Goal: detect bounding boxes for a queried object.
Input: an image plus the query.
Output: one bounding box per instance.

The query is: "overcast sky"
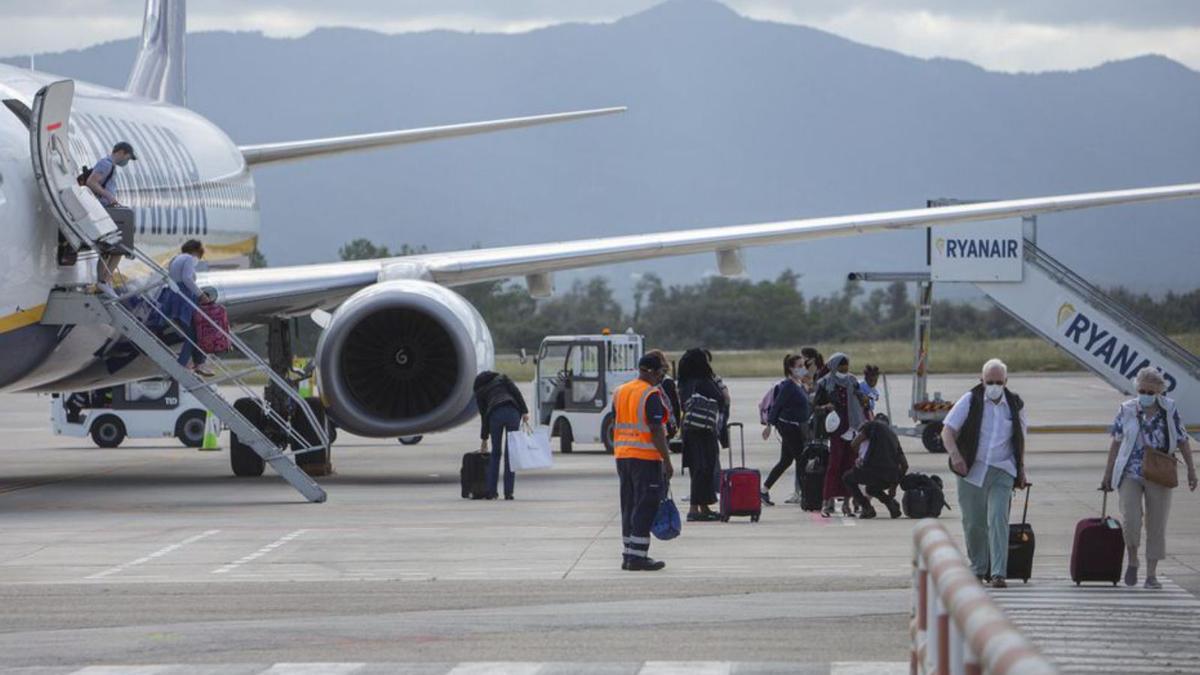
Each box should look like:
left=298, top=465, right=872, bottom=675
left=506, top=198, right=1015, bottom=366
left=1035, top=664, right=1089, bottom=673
left=2, top=0, right=1198, bottom=73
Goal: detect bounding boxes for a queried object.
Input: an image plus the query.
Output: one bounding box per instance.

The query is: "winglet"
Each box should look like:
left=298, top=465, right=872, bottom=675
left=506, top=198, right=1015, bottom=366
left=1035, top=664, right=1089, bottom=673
left=238, top=106, right=626, bottom=167
left=126, top=0, right=187, bottom=105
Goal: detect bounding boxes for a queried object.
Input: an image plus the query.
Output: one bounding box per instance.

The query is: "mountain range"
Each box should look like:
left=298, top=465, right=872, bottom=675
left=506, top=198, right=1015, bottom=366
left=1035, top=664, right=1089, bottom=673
left=7, top=0, right=1199, bottom=302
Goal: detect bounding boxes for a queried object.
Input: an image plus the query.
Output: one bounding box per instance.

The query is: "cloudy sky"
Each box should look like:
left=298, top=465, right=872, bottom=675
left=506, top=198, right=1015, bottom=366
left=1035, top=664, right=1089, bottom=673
left=2, top=0, right=1198, bottom=73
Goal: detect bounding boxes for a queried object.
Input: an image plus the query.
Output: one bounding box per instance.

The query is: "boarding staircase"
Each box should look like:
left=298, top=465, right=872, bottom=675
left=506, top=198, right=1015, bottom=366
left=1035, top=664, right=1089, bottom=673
left=975, top=238, right=1200, bottom=436
left=44, top=249, right=330, bottom=503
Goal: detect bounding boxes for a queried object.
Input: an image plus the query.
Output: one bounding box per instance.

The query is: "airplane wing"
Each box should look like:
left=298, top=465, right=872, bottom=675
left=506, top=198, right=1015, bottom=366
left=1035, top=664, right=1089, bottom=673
left=202, top=181, right=1200, bottom=322
left=238, top=107, right=626, bottom=166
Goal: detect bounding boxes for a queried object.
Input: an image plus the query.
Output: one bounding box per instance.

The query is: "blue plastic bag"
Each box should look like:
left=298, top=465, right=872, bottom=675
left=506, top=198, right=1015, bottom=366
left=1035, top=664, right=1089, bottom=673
left=652, top=489, right=682, bottom=540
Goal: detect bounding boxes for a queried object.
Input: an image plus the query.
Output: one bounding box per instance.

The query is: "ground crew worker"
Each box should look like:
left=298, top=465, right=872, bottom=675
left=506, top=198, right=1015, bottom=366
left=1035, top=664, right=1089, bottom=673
left=613, top=352, right=674, bottom=571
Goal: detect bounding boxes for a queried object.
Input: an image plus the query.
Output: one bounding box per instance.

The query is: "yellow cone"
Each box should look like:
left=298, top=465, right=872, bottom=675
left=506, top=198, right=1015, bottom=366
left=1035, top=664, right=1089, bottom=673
left=200, top=411, right=222, bottom=451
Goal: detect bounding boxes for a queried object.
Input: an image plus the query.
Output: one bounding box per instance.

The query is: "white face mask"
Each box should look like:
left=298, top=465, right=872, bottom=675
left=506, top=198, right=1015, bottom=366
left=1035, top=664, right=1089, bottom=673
left=985, top=384, right=1004, bottom=402
left=1138, top=393, right=1157, bottom=408
left=790, top=368, right=805, bottom=379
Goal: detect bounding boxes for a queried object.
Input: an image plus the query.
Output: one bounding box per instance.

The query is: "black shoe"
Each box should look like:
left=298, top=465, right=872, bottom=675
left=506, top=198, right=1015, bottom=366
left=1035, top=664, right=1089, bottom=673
left=883, top=496, right=902, bottom=519
left=760, top=491, right=775, bottom=506
left=990, top=576, right=1008, bottom=589
left=859, top=504, right=878, bottom=519
left=625, top=557, right=666, bottom=571
left=621, top=559, right=631, bottom=570
left=504, top=495, right=514, bottom=500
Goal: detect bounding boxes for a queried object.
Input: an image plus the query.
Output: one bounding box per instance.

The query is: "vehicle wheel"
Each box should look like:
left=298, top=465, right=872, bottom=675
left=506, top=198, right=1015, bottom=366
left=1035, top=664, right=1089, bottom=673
left=601, top=413, right=615, bottom=454
left=175, top=409, right=207, bottom=448
left=556, top=419, right=573, bottom=453
left=230, top=397, right=266, bottom=477
left=922, top=421, right=947, bottom=453
left=90, top=415, right=126, bottom=448
left=397, top=435, right=424, bottom=446
left=291, top=397, right=331, bottom=469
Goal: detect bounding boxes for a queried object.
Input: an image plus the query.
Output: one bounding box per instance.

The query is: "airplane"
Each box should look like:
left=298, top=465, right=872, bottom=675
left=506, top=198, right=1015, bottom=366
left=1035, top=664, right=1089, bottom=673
left=1, top=0, right=1198, bottom=478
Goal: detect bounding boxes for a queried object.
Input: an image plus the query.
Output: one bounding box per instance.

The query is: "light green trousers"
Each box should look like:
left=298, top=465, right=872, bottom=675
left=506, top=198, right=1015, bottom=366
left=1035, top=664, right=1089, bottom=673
left=957, top=466, right=1015, bottom=578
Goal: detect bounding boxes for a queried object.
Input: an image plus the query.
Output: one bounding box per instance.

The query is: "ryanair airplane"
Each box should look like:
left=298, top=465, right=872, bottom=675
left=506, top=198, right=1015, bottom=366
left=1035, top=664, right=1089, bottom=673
left=1, top=0, right=1198, bottom=447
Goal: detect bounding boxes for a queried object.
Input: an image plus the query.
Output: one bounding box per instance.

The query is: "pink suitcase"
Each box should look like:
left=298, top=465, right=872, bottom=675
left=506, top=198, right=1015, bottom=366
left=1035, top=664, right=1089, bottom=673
left=194, top=303, right=231, bottom=353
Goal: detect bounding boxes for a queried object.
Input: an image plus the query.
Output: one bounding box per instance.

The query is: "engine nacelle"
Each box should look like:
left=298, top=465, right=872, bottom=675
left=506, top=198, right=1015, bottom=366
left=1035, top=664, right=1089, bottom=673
left=315, top=280, right=494, bottom=437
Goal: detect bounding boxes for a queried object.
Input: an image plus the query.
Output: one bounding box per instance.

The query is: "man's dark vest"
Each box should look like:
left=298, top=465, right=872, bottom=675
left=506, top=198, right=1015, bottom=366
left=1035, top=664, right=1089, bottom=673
left=954, top=384, right=1024, bottom=475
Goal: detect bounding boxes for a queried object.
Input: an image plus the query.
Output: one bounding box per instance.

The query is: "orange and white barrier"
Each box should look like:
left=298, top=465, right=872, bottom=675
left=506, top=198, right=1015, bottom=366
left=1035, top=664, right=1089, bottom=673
left=911, top=520, right=1057, bottom=675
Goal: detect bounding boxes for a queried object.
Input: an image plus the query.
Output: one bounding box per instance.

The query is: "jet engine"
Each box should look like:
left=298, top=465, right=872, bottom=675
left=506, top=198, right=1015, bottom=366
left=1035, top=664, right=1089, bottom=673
left=315, top=280, right=494, bottom=437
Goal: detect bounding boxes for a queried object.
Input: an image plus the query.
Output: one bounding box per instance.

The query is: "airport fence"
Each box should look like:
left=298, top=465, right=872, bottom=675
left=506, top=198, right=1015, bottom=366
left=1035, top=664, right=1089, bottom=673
left=911, top=520, right=1057, bottom=675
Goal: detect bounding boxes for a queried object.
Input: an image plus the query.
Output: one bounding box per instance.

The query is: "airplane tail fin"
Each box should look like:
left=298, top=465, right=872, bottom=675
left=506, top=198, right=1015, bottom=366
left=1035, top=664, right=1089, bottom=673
left=126, top=0, right=187, bottom=105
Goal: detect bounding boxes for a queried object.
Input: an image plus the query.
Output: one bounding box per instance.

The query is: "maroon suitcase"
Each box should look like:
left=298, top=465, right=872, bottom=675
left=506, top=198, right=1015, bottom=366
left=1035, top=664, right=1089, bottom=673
left=1070, top=490, right=1124, bottom=586
left=719, top=423, right=761, bottom=522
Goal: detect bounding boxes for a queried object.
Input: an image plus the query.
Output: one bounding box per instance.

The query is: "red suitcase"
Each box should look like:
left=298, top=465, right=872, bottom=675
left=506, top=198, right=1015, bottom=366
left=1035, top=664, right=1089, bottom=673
left=194, top=303, right=231, bottom=353
left=1070, top=490, right=1125, bottom=586
left=719, top=423, right=761, bottom=522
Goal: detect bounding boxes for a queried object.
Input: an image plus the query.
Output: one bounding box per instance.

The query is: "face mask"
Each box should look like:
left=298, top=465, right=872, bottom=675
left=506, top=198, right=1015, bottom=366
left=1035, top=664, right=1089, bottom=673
left=115, top=157, right=130, bottom=167
left=985, top=384, right=1004, bottom=401
left=790, top=368, right=805, bottom=379
left=1138, top=393, right=1157, bottom=408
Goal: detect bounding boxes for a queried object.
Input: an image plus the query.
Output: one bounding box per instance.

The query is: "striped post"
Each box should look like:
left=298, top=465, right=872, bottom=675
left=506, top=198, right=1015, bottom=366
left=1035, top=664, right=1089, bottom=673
left=911, top=519, right=1058, bottom=675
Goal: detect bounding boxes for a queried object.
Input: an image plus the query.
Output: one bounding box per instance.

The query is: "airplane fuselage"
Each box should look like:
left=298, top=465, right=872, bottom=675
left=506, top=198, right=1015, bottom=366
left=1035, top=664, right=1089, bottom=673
left=0, top=64, right=259, bottom=392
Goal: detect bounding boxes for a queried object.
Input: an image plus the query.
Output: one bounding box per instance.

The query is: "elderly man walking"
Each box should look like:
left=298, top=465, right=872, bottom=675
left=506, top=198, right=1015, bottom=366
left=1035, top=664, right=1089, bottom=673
left=942, top=358, right=1028, bottom=588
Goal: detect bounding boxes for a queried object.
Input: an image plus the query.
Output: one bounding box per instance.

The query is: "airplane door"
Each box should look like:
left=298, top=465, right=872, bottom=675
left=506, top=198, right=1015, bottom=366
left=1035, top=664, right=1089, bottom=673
left=29, top=80, right=121, bottom=251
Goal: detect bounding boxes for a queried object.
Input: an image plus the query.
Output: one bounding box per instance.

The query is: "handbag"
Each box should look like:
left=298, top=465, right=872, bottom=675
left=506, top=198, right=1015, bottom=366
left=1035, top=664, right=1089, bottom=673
left=506, top=423, right=553, bottom=472
left=1142, top=448, right=1179, bottom=488
left=652, top=488, right=682, bottom=540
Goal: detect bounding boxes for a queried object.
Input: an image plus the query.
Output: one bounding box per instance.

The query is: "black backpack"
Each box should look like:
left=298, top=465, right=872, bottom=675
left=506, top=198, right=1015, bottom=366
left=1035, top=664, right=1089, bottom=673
left=76, top=165, right=92, bottom=186
left=901, top=472, right=950, bottom=518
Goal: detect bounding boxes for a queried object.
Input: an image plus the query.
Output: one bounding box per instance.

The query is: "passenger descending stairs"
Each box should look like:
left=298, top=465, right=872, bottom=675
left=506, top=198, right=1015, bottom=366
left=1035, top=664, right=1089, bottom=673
left=43, top=247, right=330, bottom=503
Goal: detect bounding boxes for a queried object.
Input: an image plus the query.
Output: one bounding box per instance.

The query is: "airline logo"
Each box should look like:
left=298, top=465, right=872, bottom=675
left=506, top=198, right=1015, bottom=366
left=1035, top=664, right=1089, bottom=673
left=1058, top=303, right=1177, bottom=392
left=935, top=236, right=1020, bottom=259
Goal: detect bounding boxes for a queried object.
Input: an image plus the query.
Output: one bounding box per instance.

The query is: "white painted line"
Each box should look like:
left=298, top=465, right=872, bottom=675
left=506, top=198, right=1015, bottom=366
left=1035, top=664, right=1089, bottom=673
left=259, top=664, right=365, bottom=674
left=639, top=663, right=731, bottom=675
left=212, top=529, right=308, bottom=575
left=830, top=663, right=910, bottom=675
left=446, top=664, right=544, bottom=675
left=86, top=530, right=220, bottom=580
left=69, top=662, right=174, bottom=667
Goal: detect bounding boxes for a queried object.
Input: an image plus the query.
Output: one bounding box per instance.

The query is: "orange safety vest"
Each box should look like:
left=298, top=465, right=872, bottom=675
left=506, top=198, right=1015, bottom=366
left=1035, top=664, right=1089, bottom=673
left=613, top=378, right=668, bottom=461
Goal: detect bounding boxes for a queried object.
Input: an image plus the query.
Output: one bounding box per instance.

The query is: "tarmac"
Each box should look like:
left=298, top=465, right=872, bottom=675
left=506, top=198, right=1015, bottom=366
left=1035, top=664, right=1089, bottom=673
left=0, top=373, right=1198, bottom=673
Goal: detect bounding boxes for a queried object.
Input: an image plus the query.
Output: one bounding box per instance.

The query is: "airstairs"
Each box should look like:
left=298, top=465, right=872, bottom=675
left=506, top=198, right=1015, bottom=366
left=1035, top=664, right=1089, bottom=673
left=31, top=79, right=329, bottom=503
left=976, top=238, right=1200, bottom=435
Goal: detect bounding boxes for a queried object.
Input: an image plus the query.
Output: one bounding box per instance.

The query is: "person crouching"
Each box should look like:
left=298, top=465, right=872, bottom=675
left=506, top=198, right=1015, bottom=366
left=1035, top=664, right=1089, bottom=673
left=843, top=414, right=907, bottom=518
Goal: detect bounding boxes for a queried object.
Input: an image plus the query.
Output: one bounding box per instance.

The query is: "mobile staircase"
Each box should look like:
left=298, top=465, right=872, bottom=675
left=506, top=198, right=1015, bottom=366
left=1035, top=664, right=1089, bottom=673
left=31, top=79, right=329, bottom=502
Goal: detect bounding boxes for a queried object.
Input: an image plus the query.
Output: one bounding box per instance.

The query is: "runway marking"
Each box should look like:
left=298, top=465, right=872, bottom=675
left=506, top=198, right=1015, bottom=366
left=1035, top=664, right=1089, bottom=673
left=446, top=664, right=543, bottom=675
left=639, top=662, right=731, bottom=675
left=68, top=667, right=172, bottom=674
left=259, top=664, right=365, bottom=674
left=830, top=663, right=910, bottom=675
left=212, top=529, right=308, bottom=575
left=993, top=576, right=1200, bottom=673
left=86, top=530, right=221, bottom=580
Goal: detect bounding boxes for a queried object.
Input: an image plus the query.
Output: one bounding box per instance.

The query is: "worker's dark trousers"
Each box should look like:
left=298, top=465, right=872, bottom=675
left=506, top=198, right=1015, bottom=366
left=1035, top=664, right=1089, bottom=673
left=842, top=466, right=896, bottom=506
left=618, top=458, right=664, bottom=562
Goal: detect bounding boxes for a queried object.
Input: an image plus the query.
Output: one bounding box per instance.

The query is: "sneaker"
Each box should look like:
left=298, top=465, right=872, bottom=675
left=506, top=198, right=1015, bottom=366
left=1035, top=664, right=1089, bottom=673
left=883, top=496, right=903, bottom=519
left=990, top=576, right=1008, bottom=589
left=760, top=491, right=775, bottom=506
left=625, top=557, right=666, bottom=572
left=859, top=504, right=878, bottom=519
left=194, top=366, right=216, bottom=378
left=784, top=491, right=802, bottom=504
left=1145, top=577, right=1162, bottom=590
left=1124, top=566, right=1138, bottom=587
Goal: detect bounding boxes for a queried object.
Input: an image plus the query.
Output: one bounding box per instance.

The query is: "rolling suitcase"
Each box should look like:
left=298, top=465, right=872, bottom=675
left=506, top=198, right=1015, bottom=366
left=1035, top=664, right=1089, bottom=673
left=799, top=441, right=827, bottom=512
left=1070, top=490, right=1125, bottom=586
left=719, top=422, right=761, bottom=522
left=1006, top=485, right=1035, bottom=583
left=460, top=451, right=489, bottom=499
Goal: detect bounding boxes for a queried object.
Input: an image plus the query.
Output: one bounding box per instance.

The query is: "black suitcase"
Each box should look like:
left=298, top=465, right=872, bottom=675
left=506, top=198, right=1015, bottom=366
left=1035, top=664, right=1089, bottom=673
left=461, top=451, right=489, bottom=499
left=799, top=441, right=827, bottom=512
left=1006, top=485, right=1035, bottom=582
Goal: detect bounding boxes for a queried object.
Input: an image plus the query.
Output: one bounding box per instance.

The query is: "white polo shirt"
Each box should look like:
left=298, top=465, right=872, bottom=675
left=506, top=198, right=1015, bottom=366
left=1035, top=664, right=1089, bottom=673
left=944, top=391, right=1028, bottom=487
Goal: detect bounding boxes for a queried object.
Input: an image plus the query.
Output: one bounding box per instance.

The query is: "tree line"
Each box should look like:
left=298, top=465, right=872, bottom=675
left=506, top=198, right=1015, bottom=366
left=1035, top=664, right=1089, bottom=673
left=256, top=239, right=1200, bottom=354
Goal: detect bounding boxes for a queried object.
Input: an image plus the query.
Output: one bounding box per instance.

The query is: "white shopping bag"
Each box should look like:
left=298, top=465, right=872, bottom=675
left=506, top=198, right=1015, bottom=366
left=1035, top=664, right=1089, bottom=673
left=506, top=424, right=553, bottom=471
